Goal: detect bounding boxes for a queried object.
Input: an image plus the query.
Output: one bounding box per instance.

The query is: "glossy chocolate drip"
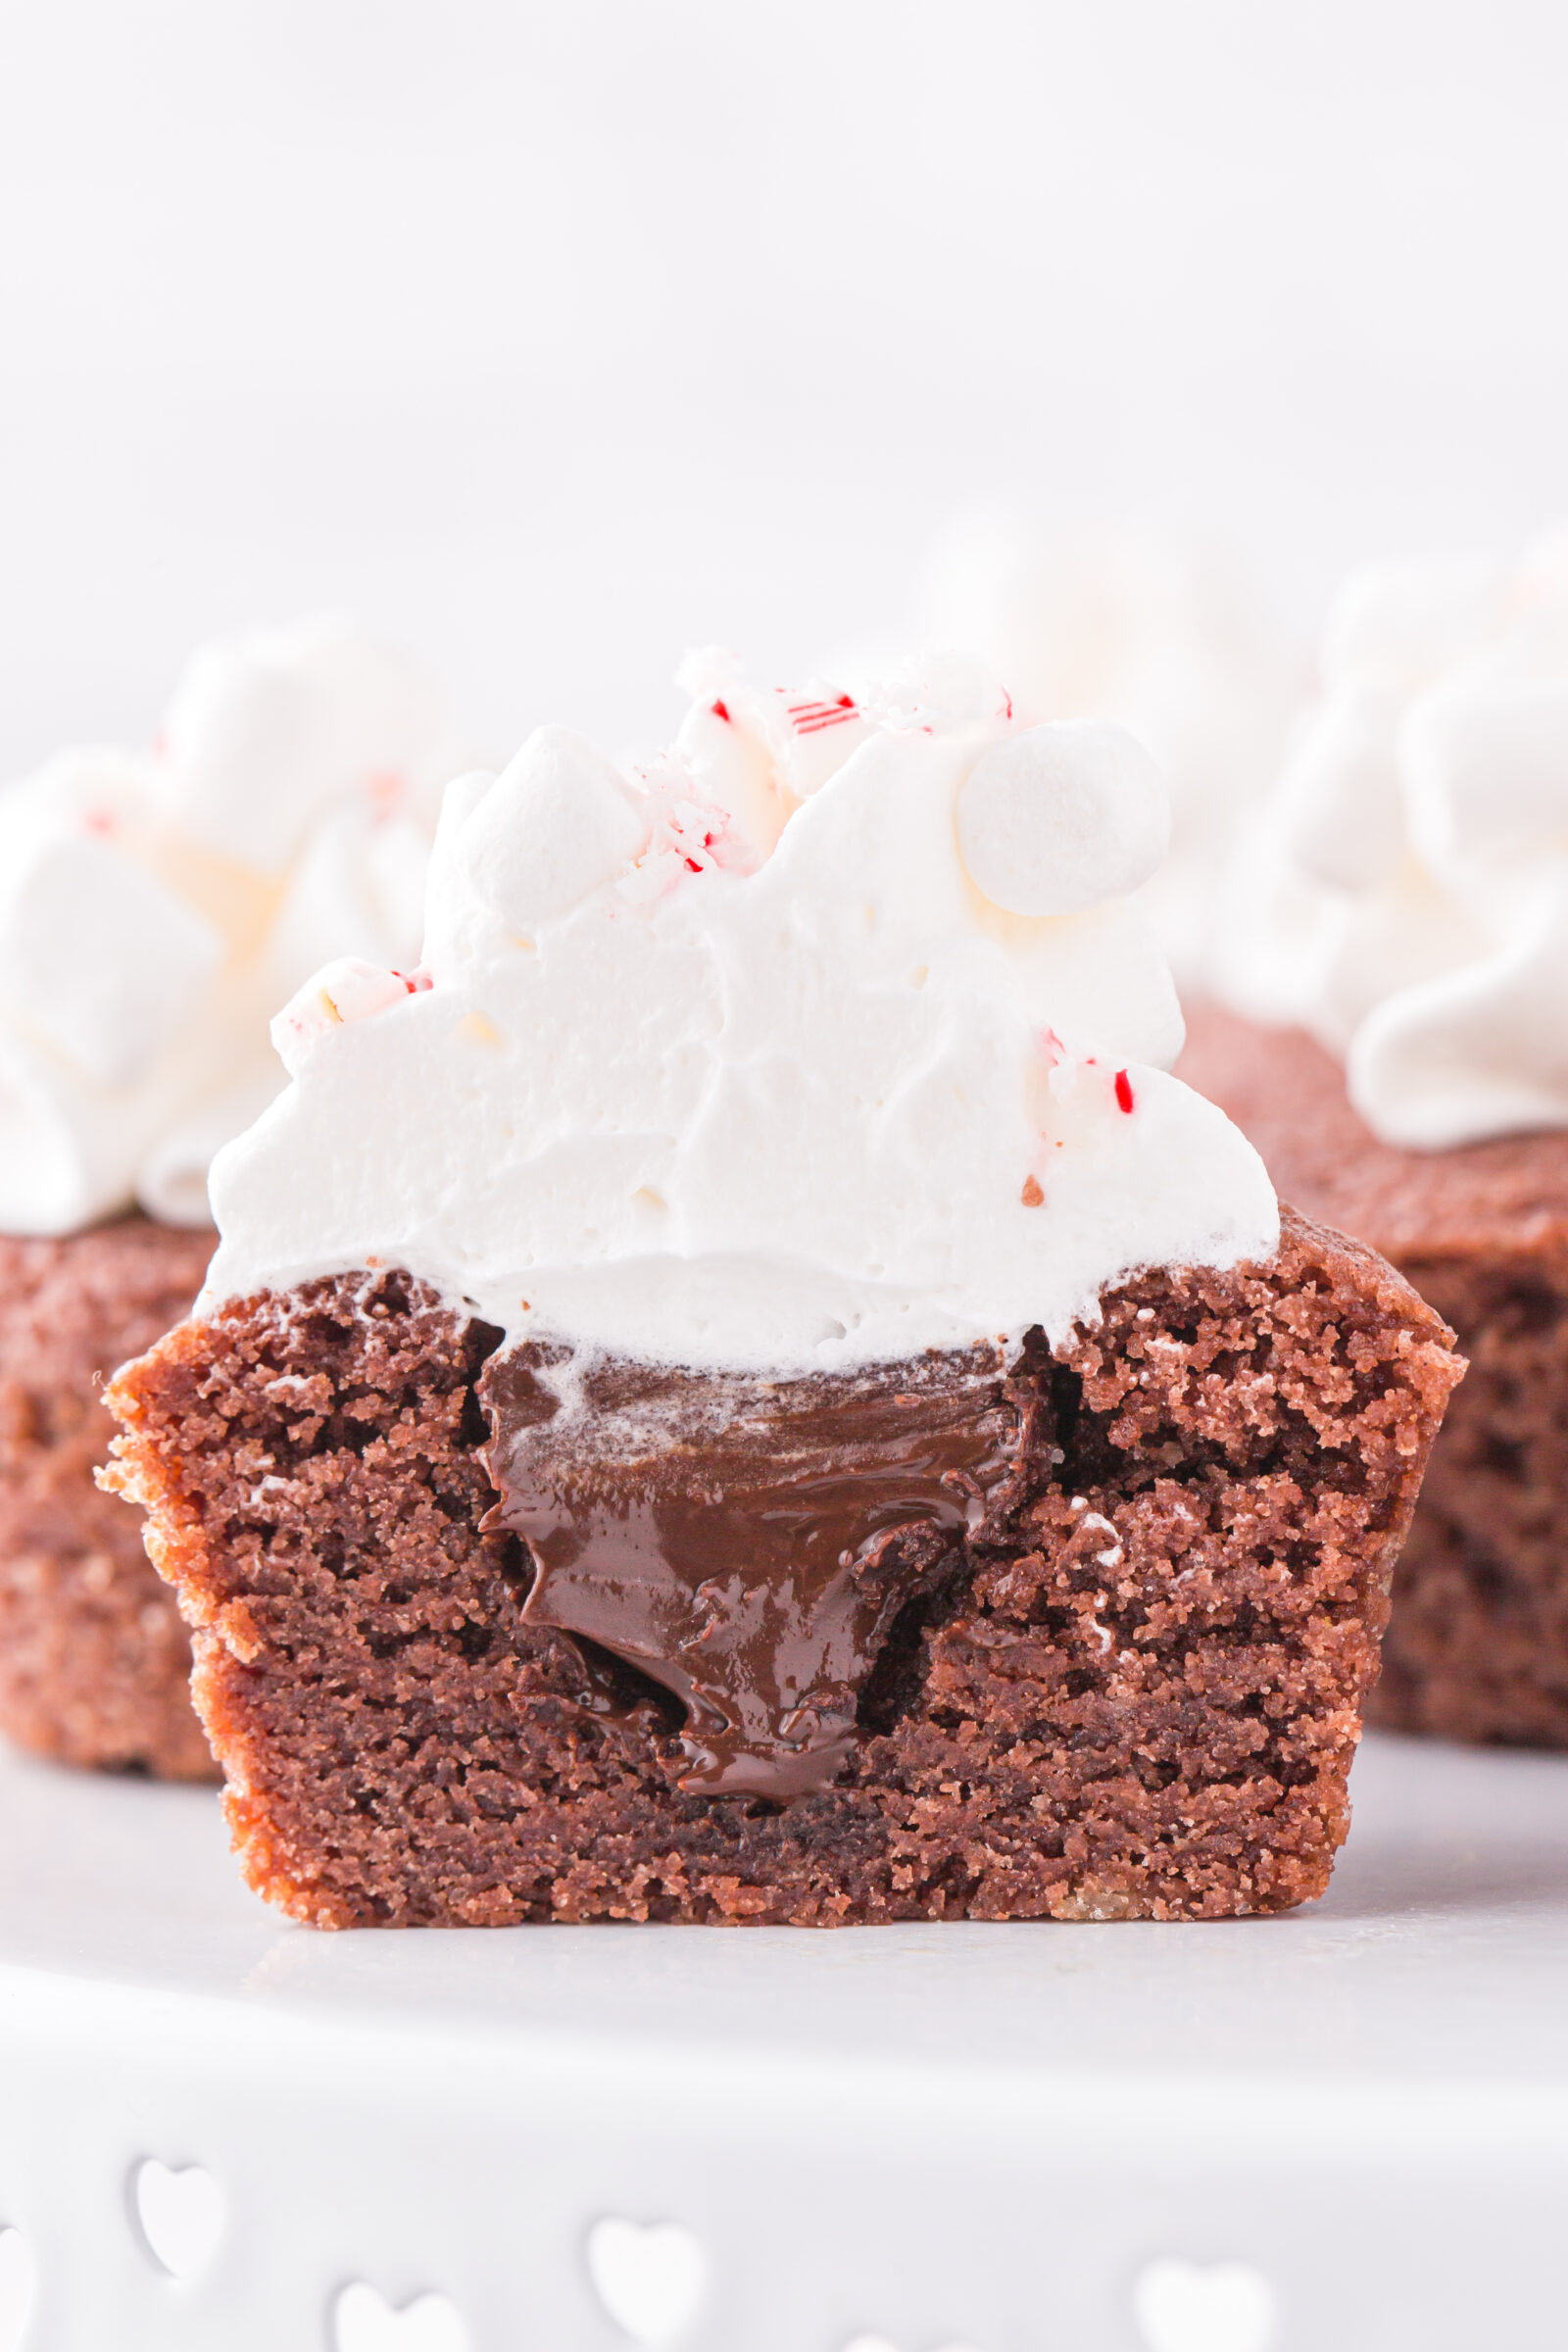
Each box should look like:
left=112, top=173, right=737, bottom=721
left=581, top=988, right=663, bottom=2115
left=478, top=1342, right=1032, bottom=1798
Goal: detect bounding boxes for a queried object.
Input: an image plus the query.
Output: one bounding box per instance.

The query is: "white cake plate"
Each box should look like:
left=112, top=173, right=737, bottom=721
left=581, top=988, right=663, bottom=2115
left=0, top=1731, right=1565, bottom=2352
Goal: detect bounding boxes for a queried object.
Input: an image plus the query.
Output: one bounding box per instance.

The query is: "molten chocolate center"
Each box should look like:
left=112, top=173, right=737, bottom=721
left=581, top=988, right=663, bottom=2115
left=478, top=1344, right=1021, bottom=1798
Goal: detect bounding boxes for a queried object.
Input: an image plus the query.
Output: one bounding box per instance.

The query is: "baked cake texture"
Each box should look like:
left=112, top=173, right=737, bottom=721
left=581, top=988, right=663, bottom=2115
left=106, top=1206, right=1459, bottom=1927
left=1181, top=1002, right=1567, bottom=1748
left=0, top=1217, right=217, bottom=1778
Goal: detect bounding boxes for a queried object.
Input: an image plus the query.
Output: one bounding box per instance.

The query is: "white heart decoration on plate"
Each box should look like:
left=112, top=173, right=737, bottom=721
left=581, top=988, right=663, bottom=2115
left=0, top=2230, right=34, bottom=2352
left=586, top=2218, right=706, bottom=2344
left=332, top=2282, right=470, bottom=2352
left=131, top=2159, right=223, bottom=2279
left=1133, top=2259, right=1276, bottom=2352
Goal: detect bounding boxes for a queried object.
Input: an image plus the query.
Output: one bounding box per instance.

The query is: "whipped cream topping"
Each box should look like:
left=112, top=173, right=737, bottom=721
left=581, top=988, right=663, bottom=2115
left=204, top=650, right=1278, bottom=1373
left=1214, top=530, right=1568, bottom=1150
left=0, top=616, right=468, bottom=1233
left=919, top=517, right=1296, bottom=984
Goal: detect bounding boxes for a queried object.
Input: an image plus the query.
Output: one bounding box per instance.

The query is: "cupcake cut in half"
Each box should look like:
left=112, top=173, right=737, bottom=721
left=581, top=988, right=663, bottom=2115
left=108, top=651, right=1462, bottom=1920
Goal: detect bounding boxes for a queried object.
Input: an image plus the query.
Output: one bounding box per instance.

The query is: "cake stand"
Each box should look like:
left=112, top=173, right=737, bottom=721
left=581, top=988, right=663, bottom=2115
left=0, top=1731, right=1564, bottom=2352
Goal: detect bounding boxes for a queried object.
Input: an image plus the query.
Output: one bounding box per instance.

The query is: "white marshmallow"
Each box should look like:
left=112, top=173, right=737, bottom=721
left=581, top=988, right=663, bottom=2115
left=0, top=619, right=466, bottom=1235
left=915, top=519, right=1297, bottom=988
left=672, top=700, right=790, bottom=867
left=450, top=727, right=650, bottom=938
left=271, top=958, right=423, bottom=1075
left=160, top=615, right=460, bottom=873
left=5, top=746, right=157, bottom=845
left=956, top=722, right=1169, bottom=917
left=0, top=832, right=222, bottom=1087
left=1320, top=557, right=1506, bottom=696
left=672, top=647, right=879, bottom=807
left=260, top=799, right=419, bottom=1012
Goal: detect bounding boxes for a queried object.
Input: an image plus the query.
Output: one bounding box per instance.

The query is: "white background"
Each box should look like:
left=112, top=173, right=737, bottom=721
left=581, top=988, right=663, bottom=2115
left=3, top=0, right=1567, bottom=765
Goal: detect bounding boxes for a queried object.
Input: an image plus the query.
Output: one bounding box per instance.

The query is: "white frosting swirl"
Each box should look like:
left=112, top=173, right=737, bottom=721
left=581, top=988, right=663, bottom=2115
left=204, top=650, right=1278, bottom=1372
left=0, top=616, right=467, bottom=1233
left=1215, top=530, right=1568, bottom=1149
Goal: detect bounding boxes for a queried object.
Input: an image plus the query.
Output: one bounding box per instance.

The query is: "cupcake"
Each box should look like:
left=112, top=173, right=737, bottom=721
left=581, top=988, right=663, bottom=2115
left=1189, top=534, right=1568, bottom=1746
left=108, top=652, right=1459, bottom=1920
left=0, top=616, right=465, bottom=1775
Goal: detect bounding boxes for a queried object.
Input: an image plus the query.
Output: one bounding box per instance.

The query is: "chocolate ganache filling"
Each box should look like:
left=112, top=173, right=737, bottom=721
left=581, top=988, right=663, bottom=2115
left=479, top=1340, right=1040, bottom=1798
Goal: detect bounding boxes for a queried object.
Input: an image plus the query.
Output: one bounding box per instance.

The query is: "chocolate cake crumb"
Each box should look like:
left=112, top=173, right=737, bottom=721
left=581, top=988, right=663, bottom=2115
left=106, top=1211, right=1459, bottom=1926
left=1180, top=1003, right=1568, bottom=1749
left=0, top=1217, right=218, bottom=1779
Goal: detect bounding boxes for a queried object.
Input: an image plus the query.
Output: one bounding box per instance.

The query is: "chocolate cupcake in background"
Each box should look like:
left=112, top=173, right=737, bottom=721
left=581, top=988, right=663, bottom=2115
left=1190, top=533, right=1568, bottom=1748
left=108, top=651, right=1458, bottom=1926
left=0, top=616, right=467, bottom=1777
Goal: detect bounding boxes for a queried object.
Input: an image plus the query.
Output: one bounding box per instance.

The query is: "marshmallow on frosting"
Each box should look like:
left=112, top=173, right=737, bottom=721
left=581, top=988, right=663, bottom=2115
left=205, top=649, right=1278, bottom=1375
left=919, top=516, right=1297, bottom=985
left=1215, top=529, right=1568, bottom=1150
left=0, top=616, right=467, bottom=1234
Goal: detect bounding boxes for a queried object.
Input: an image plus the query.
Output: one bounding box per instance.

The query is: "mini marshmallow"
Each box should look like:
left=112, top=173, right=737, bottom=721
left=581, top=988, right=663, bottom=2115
left=672, top=703, right=790, bottom=867
left=917, top=522, right=1298, bottom=994
left=0, top=619, right=467, bottom=1236
left=161, top=623, right=359, bottom=874
left=270, top=957, right=422, bottom=1075
left=160, top=615, right=459, bottom=874
left=261, top=800, right=417, bottom=1012
left=454, top=727, right=650, bottom=935
left=767, top=692, right=874, bottom=802
left=0, top=832, right=222, bottom=1087
left=1320, top=557, right=1507, bottom=697
left=6, top=746, right=157, bottom=845
left=956, top=721, right=1169, bottom=917
left=674, top=647, right=872, bottom=806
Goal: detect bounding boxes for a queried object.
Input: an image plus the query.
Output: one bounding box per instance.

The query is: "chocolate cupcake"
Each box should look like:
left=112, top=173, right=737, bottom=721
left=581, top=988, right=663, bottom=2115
left=0, top=617, right=465, bottom=1775
left=108, top=652, right=1460, bottom=1918
left=1198, top=534, right=1568, bottom=1747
